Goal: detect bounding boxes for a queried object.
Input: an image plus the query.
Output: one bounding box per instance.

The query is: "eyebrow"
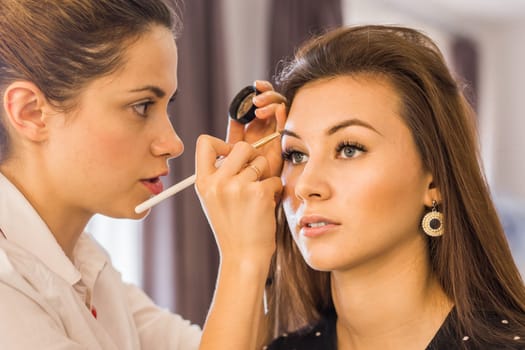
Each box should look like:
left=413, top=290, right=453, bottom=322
left=128, top=85, right=166, bottom=98
left=281, top=118, right=382, bottom=139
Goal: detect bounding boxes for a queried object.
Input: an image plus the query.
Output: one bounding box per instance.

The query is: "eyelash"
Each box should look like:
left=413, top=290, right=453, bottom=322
left=132, top=96, right=176, bottom=118
left=336, top=141, right=367, bottom=157
left=282, top=141, right=367, bottom=164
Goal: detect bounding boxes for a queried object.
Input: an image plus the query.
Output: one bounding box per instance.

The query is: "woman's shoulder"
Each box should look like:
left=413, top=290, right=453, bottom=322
left=428, top=308, right=525, bottom=350
left=265, top=314, right=337, bottom=350
left=264, top=308, right=525, bottom=350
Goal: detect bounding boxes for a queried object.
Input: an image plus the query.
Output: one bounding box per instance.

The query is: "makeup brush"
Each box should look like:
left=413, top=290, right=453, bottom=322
left=134, top=131, right=281, bottom=214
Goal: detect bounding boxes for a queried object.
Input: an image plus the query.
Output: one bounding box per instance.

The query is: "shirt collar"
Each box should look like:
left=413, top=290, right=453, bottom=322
left=73, top=233, right=109, bottom=293
left=0, top=172, right=81, bottom=285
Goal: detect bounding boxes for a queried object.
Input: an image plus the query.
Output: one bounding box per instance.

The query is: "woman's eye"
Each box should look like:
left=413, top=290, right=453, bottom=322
left=337, top=142, right=366, bottom=159
left=341, top=145, right=357, bottom=158
left=132, top=101, right=153, bottom=117
left=291, top=152, right=307, bottom=164
left=282, top=150, right=309, bottom=165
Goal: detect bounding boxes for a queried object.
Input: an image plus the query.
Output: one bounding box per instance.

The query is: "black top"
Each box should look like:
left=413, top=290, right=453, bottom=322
left=266, top=309, right=525, bottom=349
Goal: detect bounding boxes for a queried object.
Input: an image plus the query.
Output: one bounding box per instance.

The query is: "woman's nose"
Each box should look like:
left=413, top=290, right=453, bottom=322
left=150, top=118, right=184, bottom=159
left=293, top=159, right=330, bottom=201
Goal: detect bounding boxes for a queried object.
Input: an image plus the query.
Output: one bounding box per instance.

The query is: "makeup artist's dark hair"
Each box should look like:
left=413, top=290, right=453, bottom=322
left=0, top=0, right=181, bottom=162
left=265, top=25, right=525, bottom=347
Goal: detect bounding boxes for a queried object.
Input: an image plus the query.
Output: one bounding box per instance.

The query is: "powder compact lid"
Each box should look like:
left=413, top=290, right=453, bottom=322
left=228, top=85, right=260, bottom=124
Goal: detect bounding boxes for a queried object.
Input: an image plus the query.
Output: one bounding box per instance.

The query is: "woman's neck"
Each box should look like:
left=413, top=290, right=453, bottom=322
left=0, top=162, right=90, bottom=260
left=331, top=236, right=453, bottom=350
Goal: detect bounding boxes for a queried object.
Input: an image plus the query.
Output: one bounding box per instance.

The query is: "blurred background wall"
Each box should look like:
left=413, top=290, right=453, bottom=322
left=89, top=0, right=525, bottom=326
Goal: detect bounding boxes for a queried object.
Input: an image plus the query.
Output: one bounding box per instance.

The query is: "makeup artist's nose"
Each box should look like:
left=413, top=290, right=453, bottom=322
left=294, top=158, right=331, bottom=202
left=150, top=118, right=184, bottom=159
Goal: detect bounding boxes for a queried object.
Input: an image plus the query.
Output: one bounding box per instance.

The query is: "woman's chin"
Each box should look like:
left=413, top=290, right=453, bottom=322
left=302, top=254, right=339, bottom=272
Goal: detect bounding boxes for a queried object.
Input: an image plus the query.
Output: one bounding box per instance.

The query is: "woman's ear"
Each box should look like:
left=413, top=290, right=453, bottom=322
left=423, top=172, right=442, bottom=207
left=3, top=81, right=50, bottom=142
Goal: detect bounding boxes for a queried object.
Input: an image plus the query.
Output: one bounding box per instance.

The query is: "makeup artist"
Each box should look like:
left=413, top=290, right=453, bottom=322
left=0, top=0, right=284, bottom=349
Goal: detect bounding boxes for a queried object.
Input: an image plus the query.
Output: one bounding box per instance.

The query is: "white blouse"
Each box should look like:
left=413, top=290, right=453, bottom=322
left=0, top=173, right=201, bottom=349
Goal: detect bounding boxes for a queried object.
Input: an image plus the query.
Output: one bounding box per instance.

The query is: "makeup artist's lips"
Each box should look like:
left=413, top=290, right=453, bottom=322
left=141, top=178, right=164, bottom=195
left=140, top=172, right=168, bottom=195
left=299, top=215, right=340, bottom=238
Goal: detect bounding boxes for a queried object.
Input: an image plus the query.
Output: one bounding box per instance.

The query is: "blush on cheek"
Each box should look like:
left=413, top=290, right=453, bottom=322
left=92, top=133, right=137, bottom=164
left=357, top=170, right=425, bottom=232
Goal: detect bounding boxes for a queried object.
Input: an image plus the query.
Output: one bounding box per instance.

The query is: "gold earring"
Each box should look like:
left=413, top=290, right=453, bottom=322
left=422, top=200, right=444, bottom=237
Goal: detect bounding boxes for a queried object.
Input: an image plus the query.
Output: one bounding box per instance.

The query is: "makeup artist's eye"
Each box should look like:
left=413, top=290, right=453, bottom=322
left=282, top=148, right=309, bottom=165
left=132, top=101, right=154, bottom=117
left=336, top=141, right=366, bottom=159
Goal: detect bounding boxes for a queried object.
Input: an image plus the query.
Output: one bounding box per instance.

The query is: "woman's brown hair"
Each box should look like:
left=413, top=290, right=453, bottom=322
left=0, top=0, right=181, bottom=162
left=266, top=25, right=525, bottom=347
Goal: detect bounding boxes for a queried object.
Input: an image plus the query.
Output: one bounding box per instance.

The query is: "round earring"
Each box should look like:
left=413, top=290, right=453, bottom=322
left=422, top=200, right=444, bottom=237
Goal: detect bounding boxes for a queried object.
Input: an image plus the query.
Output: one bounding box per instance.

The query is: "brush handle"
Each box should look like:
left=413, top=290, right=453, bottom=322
left=134, top=132, right=280, bottom=214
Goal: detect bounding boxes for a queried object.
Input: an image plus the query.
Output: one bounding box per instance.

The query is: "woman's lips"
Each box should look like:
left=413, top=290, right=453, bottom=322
left=300, top=222, right=339, bottom=237
left=299, top=215, right=340, bottom=238
left=140, top=177, right=164, bottom=195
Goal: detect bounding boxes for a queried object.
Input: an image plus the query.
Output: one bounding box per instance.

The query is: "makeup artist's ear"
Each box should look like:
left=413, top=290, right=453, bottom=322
left=3, top=81, right=50, bottom=142
left=422, top=172, right=442, bottom=206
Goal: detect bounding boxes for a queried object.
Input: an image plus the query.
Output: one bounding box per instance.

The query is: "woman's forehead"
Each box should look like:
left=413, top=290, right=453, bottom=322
left=285, top=76, right=403, bottom=138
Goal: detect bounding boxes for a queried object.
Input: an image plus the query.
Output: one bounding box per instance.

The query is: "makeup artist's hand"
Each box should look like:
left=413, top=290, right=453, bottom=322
left=195, top=135, right=282, bottom=350
left=195, top=135, right=281, bottom=350
left=195, top=135, right=282, bottom=263
left=227, top=80, right=287, bottom=177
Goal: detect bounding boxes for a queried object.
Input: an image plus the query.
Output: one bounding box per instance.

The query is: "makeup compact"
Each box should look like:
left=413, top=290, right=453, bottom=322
left=228, top=85, right=260, bottom=124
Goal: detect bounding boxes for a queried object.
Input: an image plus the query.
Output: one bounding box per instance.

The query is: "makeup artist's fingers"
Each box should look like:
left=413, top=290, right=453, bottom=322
left=195, top=134, right=233, bottom=175
left=254, top=101, right=280, bottom=120
left=238, top=155, right=270, bottom=182
left=266, top=175, right=284, bottom=193
left=261, top=176, right=284, bottom=204
left=217, top=141, right=262, bottom=176
left=242, top=103, right=287, bottom=177
left=195, top=140, right=282, bottom=261
left=197, top=173, right=282, bottom=262
left=253, top=89, right=286, bottom=106
left=225, top=101, right=278, bottom=145
left=253, top=85, right=286, bottom=121
left=253, top=92, right=286, bottom=116
left=254, top=80, right=274, bottom=92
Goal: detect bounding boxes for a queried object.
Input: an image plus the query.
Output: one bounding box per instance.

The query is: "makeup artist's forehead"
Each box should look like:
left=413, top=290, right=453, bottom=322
left=90, top=26, right=178, bottom=94
left=285, top=76, right=403, bottom=138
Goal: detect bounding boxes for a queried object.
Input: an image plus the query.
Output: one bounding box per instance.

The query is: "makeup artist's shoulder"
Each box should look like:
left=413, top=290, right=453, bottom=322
left=0, top=240, right=39, bottom=292
left=0, top=238, right=67, bottom=297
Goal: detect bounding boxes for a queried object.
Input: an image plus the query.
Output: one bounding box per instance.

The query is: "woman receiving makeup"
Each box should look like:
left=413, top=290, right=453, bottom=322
left=196, top=25, right=525, bottom=349
left=0, top=0, right=284, bottom=349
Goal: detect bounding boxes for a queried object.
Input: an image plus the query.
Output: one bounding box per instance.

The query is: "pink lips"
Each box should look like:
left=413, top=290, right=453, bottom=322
left=140, top=170, right=168, bottom=195
left=299, top=215, right=340, bottom=238
left=141, top=177, right=164, bottom=195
